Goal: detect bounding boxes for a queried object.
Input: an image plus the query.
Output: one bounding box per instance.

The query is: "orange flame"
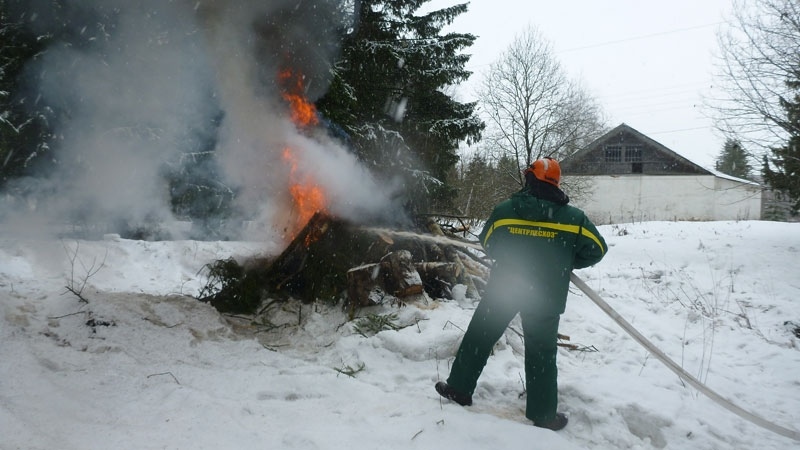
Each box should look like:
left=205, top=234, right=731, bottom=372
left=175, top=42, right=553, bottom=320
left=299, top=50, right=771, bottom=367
left=278, top=68, right=319, bottom=128
left=282, top=147, right=326, bottom=235
left=278, top=66, right=328, bottom=240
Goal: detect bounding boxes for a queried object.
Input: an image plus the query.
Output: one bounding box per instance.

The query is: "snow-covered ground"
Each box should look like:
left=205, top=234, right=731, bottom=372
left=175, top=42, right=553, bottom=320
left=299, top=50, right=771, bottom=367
left=1, top=220, right=798, bottom=450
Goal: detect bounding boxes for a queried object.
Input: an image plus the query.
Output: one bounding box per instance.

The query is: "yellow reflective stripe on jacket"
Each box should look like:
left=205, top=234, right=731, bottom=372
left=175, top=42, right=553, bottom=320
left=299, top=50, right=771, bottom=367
left=483, top=218, right=606, bottom=254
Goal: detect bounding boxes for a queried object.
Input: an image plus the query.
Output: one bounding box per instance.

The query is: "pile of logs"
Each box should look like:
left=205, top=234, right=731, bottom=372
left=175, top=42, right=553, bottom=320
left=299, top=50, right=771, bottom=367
left=279, top=213, right=488, bottom=307
left=201, top=212, right=490, bottom=314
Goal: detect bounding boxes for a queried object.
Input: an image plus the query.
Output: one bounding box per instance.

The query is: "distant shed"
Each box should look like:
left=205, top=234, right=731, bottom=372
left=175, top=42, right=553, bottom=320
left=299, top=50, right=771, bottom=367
left=561, top=124, right=762, bottom=224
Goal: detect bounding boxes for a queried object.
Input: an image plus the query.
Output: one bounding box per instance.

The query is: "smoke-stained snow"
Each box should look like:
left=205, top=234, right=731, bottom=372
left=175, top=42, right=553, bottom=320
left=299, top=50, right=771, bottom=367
left=1, top=220, right=799, bottom=449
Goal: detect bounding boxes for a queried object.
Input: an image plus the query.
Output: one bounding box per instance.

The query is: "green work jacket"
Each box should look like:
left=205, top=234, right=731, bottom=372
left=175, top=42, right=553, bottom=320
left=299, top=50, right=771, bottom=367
left=478, top=190, right=607, bottom=315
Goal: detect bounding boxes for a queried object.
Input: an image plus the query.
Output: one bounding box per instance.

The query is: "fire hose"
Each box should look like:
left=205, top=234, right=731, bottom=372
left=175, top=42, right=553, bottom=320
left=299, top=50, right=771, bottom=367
left=569, top=272, right=800, bottom=442
left=367, top=229, right=800, bottom=441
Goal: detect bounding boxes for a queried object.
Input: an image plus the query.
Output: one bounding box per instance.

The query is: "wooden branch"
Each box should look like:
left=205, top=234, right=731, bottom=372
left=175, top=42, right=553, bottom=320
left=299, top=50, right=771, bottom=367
left=61, top=240, right=107, bottom=304
left=64, top=285, right=90, bottom=304
left=147, top=372, right=181, bottom=385
left=456, top=247, right=491, bottom=268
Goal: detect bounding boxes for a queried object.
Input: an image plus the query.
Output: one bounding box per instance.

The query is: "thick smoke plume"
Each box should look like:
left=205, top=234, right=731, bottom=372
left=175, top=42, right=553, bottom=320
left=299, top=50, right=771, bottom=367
left=3, top=0, right=399, bottom=243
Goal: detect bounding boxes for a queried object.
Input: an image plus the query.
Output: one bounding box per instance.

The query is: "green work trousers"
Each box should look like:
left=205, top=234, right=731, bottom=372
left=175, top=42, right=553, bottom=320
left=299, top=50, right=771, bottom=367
left=446, top=290, right=561, bottom=423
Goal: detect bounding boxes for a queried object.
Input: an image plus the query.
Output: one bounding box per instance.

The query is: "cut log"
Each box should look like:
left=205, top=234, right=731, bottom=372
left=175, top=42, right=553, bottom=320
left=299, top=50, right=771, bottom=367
left=414, top=261, right=459, bottom=298
left=384, top=250, right=424, bottom=297
left=346, top=250, right=427, bottom=310
left=346, top=263, right=386, bottom=308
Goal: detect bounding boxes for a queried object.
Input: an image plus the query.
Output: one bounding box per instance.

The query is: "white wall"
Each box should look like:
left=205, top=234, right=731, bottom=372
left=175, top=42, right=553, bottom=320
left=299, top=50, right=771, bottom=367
left=570, top=175, right=762, bottom=224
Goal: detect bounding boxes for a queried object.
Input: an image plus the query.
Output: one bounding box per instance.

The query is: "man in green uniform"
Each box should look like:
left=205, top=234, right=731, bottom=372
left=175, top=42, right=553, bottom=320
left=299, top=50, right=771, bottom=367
left=435, top=157, right=607, bottom=431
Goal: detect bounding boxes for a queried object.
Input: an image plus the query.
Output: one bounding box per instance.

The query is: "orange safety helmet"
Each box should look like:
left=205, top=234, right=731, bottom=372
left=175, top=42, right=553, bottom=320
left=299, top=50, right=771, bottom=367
left=527, top=157, right=561, bottom=187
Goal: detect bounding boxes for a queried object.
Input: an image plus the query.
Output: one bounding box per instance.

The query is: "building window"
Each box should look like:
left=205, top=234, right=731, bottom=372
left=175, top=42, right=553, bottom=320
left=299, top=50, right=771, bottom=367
left=605, top=145, right=622, bottom=162
left=625, top=146, right=642, bottom=162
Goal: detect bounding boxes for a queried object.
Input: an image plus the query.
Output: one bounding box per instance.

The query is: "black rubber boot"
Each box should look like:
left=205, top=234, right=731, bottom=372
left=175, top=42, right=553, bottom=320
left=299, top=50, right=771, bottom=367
left=533, top=412, right=568, bottom=431
left=435, top=381, right=472, bottom=406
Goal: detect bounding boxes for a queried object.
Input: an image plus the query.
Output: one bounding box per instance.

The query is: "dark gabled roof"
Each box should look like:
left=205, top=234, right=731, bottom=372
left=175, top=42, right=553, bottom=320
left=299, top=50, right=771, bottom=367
left=563, top=123, right=712, bottom=176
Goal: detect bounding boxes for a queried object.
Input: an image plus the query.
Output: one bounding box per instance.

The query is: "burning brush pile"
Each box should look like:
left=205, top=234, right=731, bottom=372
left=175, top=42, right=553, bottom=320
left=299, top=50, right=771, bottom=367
left=197, top=67, right=490, bottom=317
left=197, top=212, right=490, bottom=317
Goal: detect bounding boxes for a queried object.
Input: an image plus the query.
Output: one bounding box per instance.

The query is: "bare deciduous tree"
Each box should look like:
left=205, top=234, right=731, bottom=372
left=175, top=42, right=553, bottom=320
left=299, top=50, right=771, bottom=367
left=477, top=25, right=605, bottom=186
left=711, top=0, right=800, bottom=156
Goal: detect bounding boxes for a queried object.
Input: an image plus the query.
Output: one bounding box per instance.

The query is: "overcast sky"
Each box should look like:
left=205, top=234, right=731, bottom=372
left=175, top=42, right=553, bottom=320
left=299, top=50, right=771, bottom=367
left=435, top=0, right=733, bottom=168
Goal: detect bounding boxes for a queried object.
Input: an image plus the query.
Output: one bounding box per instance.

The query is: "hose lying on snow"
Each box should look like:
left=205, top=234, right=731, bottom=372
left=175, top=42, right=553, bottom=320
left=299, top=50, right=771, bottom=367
left=366, top=228, right=799, bottom=440
left=570, top=272, right=800, bottom=442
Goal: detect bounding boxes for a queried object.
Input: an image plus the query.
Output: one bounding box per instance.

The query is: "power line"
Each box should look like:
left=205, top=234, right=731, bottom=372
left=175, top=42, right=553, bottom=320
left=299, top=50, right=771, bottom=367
left=557, top=22, right=724, bottom=53
left=612, top=97, right=702, bottom=112
left=609, top=93, right=702, bottom=109
left=645, top=125, right=712, bottom=135
left=458, top=19, right=725, bottom=132
left=596, top=81, right=710, bottom=101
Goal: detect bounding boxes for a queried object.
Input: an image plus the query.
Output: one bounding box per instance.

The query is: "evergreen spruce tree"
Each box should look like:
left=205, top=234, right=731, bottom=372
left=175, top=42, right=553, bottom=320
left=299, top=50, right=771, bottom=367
left=317, top=0, right=483, bottom=223
left=763, top=78, right=800, bottom=215
left=1, top=1, right=235, bottom=236
left=715, top=138, right=752, bottom=180
left=0, top=1, right=53, bottom=188
left=166, top=111, right=237, bottom=240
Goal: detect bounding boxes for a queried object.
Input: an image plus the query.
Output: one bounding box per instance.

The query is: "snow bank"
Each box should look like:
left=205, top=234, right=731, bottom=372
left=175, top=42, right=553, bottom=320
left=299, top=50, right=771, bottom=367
left=1, top=221, right=798, bottom=449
